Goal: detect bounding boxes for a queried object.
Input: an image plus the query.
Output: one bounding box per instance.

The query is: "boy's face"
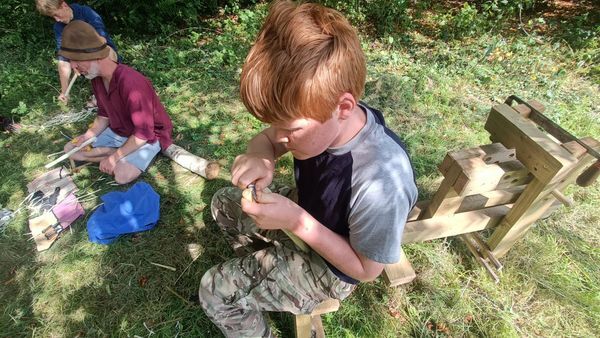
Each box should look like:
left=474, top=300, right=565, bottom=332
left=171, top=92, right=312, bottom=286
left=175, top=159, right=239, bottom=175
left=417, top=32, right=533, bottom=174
left=51, top=2, right=71, bottom=23
left=272, top=112, right=341, bottom=160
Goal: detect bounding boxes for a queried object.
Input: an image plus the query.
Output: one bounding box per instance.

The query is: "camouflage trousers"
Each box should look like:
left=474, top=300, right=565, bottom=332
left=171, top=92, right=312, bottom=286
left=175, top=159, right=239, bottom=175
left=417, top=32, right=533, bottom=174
left=199, top=187, right=356, bottom=338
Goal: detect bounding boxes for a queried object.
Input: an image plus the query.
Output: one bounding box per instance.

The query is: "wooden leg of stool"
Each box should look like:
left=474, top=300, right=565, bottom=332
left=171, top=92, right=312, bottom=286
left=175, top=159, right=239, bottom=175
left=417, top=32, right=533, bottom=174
left=294, top=314, right=326, bottom=338
left=294, top=299, right=339, bottom=338
left=311, top=315, right=325, bottom=338
left=294, top=314, right=313, bottom=338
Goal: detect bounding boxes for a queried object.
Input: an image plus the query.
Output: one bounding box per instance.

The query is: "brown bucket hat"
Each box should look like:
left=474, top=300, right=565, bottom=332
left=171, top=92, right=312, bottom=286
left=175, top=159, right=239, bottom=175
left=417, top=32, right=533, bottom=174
left=58, top=20, right=109, bottom=61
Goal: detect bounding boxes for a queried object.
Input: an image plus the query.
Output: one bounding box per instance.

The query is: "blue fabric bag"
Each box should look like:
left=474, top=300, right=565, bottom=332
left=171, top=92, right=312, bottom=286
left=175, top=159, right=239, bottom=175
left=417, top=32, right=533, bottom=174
left=87, top=181, right=159, bottom=244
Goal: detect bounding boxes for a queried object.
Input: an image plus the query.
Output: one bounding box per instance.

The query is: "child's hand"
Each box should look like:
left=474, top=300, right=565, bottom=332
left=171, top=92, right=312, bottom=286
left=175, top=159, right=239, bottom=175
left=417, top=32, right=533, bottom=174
left=231, top=153, right=275, bottom=191
left=241, top=190, right=304, bottom=232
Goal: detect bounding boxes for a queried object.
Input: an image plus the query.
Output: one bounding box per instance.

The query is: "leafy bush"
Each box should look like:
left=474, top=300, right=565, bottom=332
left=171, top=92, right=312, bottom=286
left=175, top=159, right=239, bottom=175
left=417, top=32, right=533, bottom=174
left=438, top=3, right=485, bottom=39
left=479, top=0, right=549, bottom=20
left=0, top=1, right=47, bottom=48
left=88, top=0, right=259, bottom=34
left=317, top=0, right=411, bottom=37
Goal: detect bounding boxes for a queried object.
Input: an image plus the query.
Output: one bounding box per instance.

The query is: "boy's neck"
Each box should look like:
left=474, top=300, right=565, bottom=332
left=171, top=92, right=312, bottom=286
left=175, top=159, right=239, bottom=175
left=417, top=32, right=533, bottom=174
left=331, top=105, right=366, bottom=148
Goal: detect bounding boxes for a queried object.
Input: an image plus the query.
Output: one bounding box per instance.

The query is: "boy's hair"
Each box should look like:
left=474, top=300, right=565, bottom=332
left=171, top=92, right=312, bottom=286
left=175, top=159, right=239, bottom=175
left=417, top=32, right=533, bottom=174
left=35, top=0, right=65, bottom=16
left=240, top=0, right=366, bottom=123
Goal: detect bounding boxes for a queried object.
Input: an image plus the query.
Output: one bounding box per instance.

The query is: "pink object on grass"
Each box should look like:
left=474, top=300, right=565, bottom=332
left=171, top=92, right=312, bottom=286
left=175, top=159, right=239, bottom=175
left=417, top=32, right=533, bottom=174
left=52, top=193, right=84, bottom=229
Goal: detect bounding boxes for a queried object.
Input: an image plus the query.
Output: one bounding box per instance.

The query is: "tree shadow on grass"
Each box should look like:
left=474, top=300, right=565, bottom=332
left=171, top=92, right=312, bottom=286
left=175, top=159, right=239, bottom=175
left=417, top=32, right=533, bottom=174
left=0, top=128, right=79, bottom=336
left=31, top=154, right=236, bottom=336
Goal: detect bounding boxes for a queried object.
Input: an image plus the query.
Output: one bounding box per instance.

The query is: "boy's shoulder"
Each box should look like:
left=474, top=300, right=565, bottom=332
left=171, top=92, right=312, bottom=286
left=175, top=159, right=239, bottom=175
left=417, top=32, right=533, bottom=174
left=70, top=3, right=102, bottom=19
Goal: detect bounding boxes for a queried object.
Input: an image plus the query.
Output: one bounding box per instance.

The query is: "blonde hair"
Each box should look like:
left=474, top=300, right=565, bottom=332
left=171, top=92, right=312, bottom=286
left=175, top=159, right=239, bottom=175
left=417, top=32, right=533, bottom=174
left=35, top=0, right=65, bottom=16
left=240, top=0, right=366, bottom=123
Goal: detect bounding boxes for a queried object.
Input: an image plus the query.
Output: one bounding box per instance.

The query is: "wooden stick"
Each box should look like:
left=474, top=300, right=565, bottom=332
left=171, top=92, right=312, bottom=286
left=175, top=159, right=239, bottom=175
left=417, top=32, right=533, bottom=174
left=44, top=136, right=96, bottom=169
left=550, top=189, right=574, bottom=207
left=64, top=72, right=78, bottom=98
left=470, top=233, right=503, bottom=271
left=162, top=143, right=220, bottom=179
left=461, top=234, right=499, bottom=283
left=149, top=262, right=176, bottom=271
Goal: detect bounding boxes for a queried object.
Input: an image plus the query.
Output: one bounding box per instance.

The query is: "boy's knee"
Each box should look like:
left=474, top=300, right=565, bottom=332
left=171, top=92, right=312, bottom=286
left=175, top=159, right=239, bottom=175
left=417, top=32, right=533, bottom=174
left=198, top=266, right=222, bottom=311
left=210, top=187, right=242, bottom=219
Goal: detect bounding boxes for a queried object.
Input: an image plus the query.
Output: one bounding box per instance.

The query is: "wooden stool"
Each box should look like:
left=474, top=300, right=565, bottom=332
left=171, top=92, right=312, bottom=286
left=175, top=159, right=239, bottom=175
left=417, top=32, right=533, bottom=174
left=294, top=298, right=340, bottom=338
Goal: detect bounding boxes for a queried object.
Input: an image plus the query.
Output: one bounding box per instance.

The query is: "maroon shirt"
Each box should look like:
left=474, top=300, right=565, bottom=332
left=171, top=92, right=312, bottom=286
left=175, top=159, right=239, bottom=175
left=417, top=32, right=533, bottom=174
left=92, top=64, right=173, bottom=150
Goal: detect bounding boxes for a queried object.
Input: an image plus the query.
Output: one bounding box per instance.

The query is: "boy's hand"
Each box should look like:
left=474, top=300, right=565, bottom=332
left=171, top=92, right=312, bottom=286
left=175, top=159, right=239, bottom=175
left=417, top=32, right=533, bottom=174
left=231, top=153, right=275, bottom=191
left=241, top=190, right=304, bottom=232
left=58, top=93, right=69, bottom=104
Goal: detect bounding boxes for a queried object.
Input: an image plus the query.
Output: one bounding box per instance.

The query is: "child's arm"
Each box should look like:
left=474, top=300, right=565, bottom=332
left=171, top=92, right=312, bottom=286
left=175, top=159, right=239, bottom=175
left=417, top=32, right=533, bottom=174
left=242, top=191, right=386, bottom=281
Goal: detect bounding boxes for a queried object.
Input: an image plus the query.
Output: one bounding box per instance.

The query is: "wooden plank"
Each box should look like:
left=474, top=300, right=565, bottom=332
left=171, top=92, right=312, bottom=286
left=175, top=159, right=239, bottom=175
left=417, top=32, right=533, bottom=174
left=383, top=247, right=416, bottom=286
left=489, top=149, right=595, bottom=257
left=512, top=100, right=546, bottom=117
left=404, top=204, right=512, bottom=243
left=310, top=299, right=340, bottom=316
left=561, top=137, right=600, bottom=159
left=294, top=314, right=313, bottom=338
left=411, top=186, right=523, bottom=219
left=438, top=143, right=515, bottom=176
left=485, top=103, right=575, bottom=182
left=494, top=161, right=532, bottom=190
left=457, top=160, right=532, bottom=195
left=311, top=316, right=325, bottom=338
left=420, top=163, right=461, bottom=219
left=294, top=299, right=339, bottom=338
left=454, top=157, right=506, bottom=195
left=456, top=186, right=524, bottom=213
left=407, top=202, right=425, bottom=222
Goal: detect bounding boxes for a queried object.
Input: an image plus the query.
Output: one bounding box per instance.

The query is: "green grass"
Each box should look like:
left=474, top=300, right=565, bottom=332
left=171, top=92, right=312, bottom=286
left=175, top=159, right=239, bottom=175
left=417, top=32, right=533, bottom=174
left=1, top=3, right=599, bottom=337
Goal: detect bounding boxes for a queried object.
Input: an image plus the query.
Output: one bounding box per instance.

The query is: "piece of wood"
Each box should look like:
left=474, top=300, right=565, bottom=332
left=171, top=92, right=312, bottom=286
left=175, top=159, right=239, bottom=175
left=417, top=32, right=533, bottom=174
left=550, top=189, right=574, bottom=207
left=488, top=148, right=595, bottom=257
left=485, top=103, right=575, bottom=182
left=512, top=100, right=545, bottom=118
left=470, top=233, right=503, bottom=271
left=456, top=186, right=524, bottom=213
left=407, top=201, right=425, bottom=221
left=420, top=165, right=460, bottom=219
left=404, top=204, right=512, bottom=243
left=294, top=299, right=339, bottom=338
left=294, top=314, right=313, bottom=338
left=162, top=143, right=220, bottom=179
left=438, top=143, right=515, bottom=176
left=310, top=299, right=340, bottom=316
left=461, top=234, right=499, bottom=283
left=311, top=315, right=325, bottom=338
left=64, top=73, right=78, bottom=98
left=45, top=136, right=97, bottom=169
left=577, top=161, right=600, bottom=187
left=561, top=137, right=600, bottom=158
left=383, top=247, right=416, bottom=286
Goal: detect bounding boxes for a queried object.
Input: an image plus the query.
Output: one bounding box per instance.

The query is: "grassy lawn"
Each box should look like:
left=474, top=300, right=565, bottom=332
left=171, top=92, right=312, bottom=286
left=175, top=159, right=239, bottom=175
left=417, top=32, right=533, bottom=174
left=1, top=2, right=599, bottom=337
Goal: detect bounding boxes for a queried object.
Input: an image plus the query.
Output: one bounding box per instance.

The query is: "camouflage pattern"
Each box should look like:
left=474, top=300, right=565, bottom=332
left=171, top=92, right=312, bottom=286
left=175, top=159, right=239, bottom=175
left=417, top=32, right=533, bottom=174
left=199, top=187, right=356, bottom=338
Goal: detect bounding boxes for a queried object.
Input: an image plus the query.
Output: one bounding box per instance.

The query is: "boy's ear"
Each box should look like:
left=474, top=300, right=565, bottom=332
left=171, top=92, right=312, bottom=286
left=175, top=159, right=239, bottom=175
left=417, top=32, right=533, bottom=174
left=336, top=93, right=356, bottom=120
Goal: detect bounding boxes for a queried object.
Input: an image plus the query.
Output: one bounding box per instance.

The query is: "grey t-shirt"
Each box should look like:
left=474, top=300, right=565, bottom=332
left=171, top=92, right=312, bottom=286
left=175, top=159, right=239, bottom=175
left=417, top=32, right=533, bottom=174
left=294, top=103, right=418, bottom=283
